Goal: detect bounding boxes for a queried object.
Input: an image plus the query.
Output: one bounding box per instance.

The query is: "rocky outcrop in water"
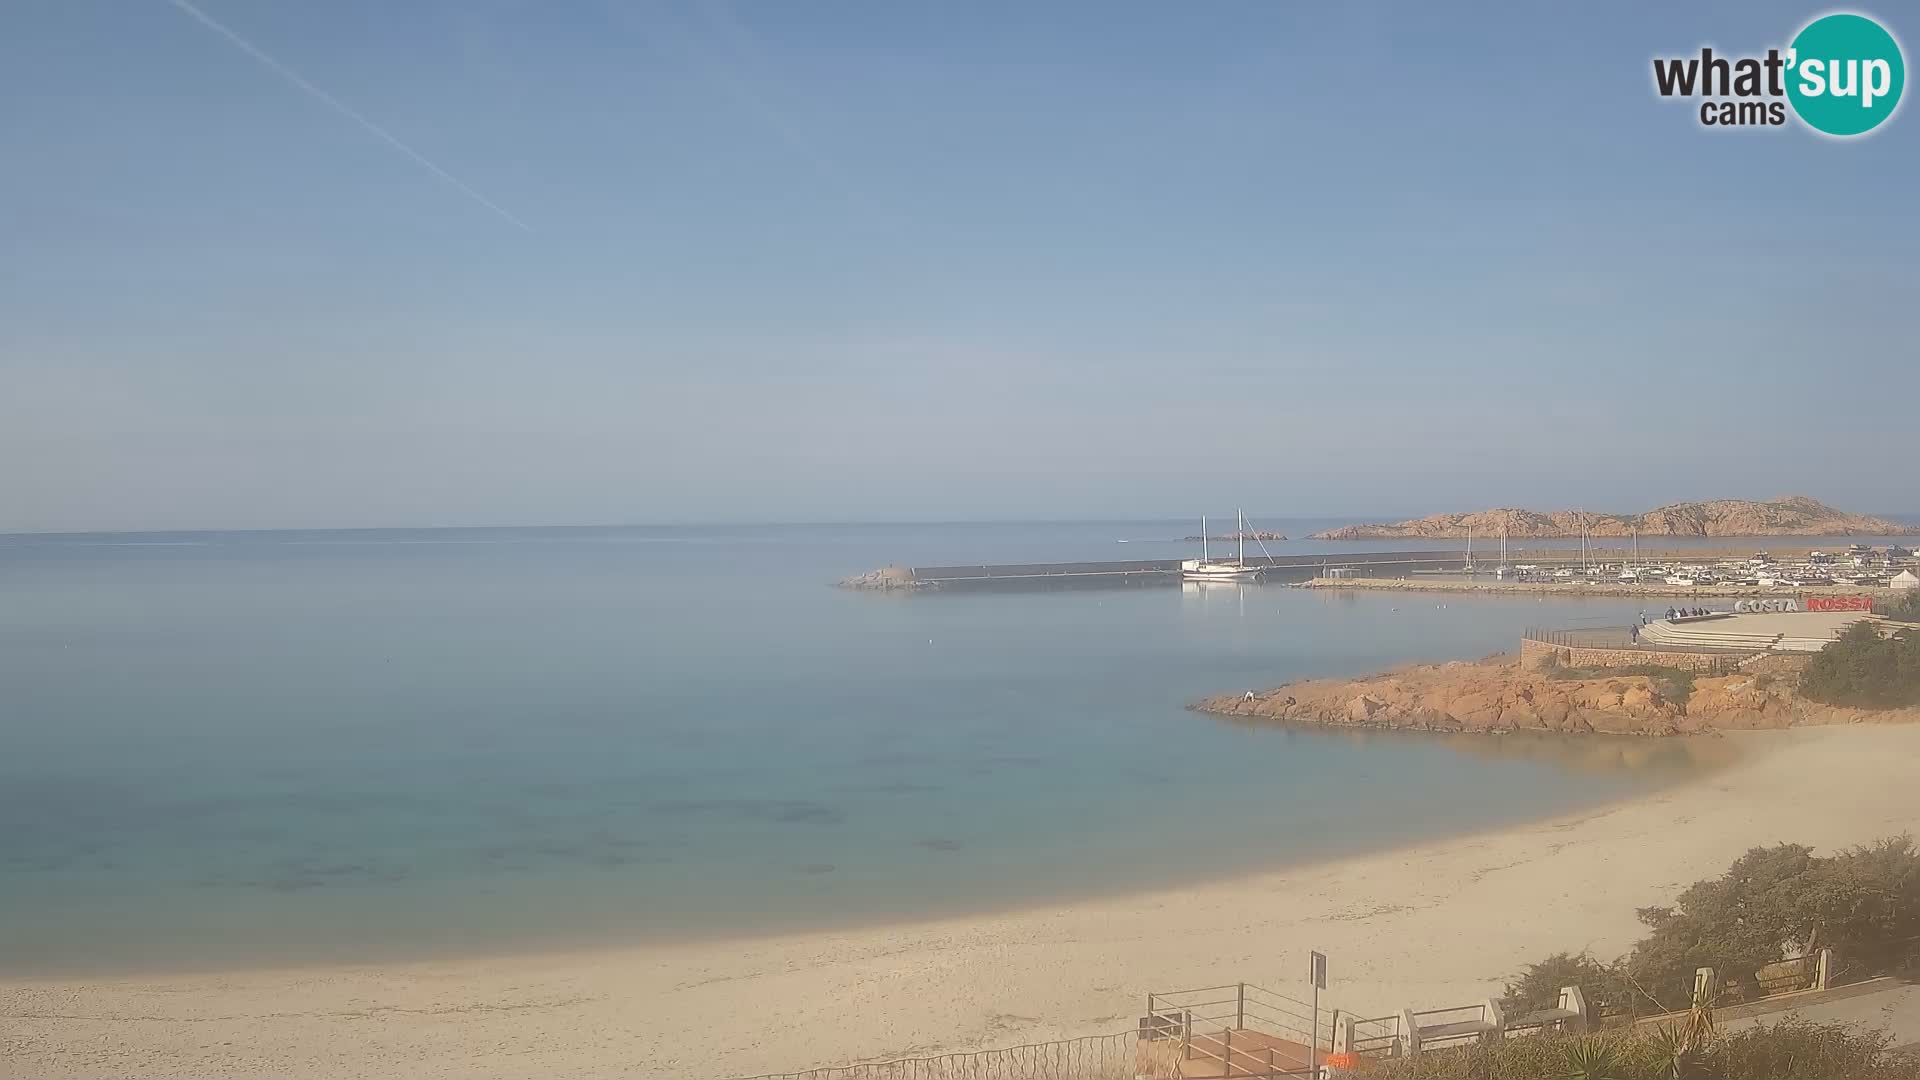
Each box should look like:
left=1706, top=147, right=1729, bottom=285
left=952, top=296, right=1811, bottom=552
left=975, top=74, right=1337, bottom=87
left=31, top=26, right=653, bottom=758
left=1182, top=531, right=1288, bottom=542
left=1192, top=655, right=1920, bottom=737
left=1311, top=497, right=1916, bottom=540
left=838, top=566, right=918, bottom=591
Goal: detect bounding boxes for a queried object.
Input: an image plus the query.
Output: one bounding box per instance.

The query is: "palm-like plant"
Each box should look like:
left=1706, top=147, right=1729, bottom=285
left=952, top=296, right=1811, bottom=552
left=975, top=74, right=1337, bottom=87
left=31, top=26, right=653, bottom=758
left=1560, top=1036, right=1622, bottom=1080
left=1644, top=1021, right=1707, bottom=1080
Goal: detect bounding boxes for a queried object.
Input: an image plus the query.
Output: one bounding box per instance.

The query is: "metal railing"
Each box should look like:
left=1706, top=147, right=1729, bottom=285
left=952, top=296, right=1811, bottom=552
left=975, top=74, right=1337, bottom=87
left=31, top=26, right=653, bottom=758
left=1524, top=627, right=1752, bottom=671
left=1753, top=953, right=1822, bottom=997
left=735, top=1032, right=1139, bottom=1080
left=1143, top=982, right=1323, bottom=1078
left=1410, top=1004, right=1495, bottom=1050
left=1524, top=626, right=1638, bottom=648
left=1344, top=1013, right=1403, bottom=1059
left=1597, top=1000, right=1637, bottom=1026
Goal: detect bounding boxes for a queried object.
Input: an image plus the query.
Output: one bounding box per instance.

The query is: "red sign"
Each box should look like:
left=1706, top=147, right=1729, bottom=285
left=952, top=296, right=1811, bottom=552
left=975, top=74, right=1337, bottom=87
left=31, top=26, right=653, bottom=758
left=1806, top=595, right=1875, bottom=612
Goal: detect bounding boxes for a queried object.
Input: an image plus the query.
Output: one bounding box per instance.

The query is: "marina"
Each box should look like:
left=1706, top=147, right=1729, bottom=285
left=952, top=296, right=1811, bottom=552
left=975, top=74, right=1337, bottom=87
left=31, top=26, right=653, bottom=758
left=869, top=550, right=1475, bottom=590
left=846, top=542, right=1920, bottom=594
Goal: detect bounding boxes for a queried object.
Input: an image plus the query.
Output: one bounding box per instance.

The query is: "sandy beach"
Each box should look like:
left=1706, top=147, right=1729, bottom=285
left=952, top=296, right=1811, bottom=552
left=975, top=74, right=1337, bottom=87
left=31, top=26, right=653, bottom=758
left=8, top=724, right=1920, bottom=1079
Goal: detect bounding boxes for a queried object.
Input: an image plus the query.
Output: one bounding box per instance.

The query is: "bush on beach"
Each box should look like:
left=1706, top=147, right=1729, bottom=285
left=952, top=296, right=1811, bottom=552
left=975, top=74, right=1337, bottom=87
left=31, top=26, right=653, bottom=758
left=1498, top=837, right=1920, bottom=1018
left=1797, top=621, right=1920, bottom=708
left=1346, top=1018, right=1920, bottom=1079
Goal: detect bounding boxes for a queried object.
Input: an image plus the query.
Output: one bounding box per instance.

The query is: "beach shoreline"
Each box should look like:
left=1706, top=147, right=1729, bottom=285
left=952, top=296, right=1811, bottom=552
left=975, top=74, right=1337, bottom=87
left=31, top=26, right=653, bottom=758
left=11, top=724, right=1920, bottom=1079
left=0, top=722, right=1734, bottom=985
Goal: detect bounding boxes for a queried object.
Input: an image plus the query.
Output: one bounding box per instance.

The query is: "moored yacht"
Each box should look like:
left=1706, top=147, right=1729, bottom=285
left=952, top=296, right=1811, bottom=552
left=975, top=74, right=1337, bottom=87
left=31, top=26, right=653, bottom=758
left=1182, top=510, right=1265, bottom=583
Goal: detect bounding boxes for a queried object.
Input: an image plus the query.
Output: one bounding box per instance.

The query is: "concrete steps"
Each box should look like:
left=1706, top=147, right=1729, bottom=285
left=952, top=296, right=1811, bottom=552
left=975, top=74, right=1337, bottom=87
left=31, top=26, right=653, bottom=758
left=1637, top=613, right=1873, bottom=653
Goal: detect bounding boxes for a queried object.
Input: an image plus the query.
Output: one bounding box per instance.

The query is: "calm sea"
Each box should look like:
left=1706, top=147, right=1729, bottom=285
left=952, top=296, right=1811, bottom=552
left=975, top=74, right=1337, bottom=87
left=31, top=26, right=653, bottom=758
left=8, top=518, right=1888, bottom=974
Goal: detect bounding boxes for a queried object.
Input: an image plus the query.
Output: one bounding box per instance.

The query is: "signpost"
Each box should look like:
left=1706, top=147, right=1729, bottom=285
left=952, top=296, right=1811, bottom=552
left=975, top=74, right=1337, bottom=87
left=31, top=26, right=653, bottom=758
left=1310, top=951, right=1327, bottom=1073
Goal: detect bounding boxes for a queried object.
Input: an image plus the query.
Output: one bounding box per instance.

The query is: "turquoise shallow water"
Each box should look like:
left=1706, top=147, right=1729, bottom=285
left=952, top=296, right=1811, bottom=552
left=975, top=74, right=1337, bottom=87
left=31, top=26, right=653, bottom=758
left=0, top=520, right=1766, bottom=973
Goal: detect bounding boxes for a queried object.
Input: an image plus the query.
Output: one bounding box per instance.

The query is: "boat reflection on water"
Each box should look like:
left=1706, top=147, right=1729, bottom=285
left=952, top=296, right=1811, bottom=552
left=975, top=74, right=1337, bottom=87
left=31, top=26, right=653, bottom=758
left=1206, top=712, right=1742, bottom=779
left=1180, top=578, right=1253, bottom=619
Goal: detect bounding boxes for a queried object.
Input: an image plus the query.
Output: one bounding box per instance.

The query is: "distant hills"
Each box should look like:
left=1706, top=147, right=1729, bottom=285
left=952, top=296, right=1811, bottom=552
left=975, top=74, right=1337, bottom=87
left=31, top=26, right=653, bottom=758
left=1311, top=497, right=1918, bottom=540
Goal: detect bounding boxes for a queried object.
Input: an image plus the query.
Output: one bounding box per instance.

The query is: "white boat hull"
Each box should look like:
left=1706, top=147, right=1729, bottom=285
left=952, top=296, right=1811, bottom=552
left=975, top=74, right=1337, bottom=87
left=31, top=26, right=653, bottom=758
left=1182, top=562, right=1262, bottom=582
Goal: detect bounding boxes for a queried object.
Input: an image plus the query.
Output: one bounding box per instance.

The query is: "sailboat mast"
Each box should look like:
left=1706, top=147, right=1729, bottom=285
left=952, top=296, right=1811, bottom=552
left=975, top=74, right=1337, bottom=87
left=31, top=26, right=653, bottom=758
left=1237, top=509, right=1245, bottom=567
left=1202, top=515, right=1209, bottom=562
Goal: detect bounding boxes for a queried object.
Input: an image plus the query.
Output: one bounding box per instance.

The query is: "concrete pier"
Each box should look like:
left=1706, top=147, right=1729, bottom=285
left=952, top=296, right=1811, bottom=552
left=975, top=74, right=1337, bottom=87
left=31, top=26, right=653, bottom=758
left=840, top=551, right=1479, bottom=591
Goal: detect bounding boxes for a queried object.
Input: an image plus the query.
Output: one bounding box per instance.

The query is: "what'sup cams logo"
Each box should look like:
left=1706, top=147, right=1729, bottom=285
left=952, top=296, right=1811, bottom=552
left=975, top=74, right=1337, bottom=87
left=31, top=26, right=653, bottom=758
left=1653, top=12, right=1905, bottom=136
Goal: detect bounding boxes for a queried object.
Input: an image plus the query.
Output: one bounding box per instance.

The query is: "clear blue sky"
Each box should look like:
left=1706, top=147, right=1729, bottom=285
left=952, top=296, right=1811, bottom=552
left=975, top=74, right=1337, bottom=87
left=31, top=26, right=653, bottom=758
left=2, top=1, right=1913, bottom=531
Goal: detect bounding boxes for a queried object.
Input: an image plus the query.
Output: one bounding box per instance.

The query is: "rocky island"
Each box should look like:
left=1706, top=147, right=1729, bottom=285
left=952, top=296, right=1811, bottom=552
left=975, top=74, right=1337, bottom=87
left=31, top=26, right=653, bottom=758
left=1192, top=653, right=1919, bottom=737
left=1311, top=496, right=1915, bottom=540
left=1181, top=530, right=1288, bottom=542
left=837, top=566, right=916, bottom=590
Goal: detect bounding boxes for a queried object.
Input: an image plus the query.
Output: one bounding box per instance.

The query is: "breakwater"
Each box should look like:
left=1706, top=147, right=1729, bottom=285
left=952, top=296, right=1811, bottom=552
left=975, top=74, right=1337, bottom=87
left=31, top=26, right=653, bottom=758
left=841, top=551, right=1480, bottom=591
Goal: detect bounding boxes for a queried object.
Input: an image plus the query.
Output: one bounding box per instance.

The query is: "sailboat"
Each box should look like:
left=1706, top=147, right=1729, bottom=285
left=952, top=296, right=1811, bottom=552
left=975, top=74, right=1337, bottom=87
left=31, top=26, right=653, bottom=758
left=1182, top=510, right=1264, bottom=583
left=1618, top=529, right=1641, bottom=583
left=1494, top=516, right=1514, bottom=578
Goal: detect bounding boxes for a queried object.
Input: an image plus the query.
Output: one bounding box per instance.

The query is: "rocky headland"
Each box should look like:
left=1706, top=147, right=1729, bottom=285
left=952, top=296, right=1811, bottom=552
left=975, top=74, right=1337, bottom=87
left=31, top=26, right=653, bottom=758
left=1192, top=654, right=1920, bottom=737
left=1311, top=496, right=1915, bottom=540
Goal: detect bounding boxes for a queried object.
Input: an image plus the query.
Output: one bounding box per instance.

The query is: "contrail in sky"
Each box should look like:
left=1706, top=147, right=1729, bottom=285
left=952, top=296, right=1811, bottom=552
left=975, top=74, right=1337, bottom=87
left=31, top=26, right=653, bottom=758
left=167, top=0, right=533, bottom=232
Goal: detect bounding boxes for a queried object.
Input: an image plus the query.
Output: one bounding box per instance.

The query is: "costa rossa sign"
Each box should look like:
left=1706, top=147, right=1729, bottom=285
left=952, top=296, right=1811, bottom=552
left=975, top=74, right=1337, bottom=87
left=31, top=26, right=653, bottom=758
left=1733, top=595, right=1876, bottom=614
left=1806, top=595, right=1876, bottom=612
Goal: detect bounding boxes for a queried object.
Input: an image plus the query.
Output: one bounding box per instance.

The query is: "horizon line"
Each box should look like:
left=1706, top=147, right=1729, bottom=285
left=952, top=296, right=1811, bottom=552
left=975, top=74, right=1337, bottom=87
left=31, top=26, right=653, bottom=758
left=4, top=509, right=1919, bottom=541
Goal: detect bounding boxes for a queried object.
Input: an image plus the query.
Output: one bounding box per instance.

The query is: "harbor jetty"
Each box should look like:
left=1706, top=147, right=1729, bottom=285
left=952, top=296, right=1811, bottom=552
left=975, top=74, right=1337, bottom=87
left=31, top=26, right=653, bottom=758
left=839, top=550, right=1478, bottom=591
left=842, top=542, right=1919, bottom=596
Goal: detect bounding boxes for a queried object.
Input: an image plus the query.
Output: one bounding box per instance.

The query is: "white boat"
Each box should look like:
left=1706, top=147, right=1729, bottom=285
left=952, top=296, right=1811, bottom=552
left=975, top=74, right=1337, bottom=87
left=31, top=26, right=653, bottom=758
left=1183, top=511, right=1264, bottom=583
left=1616, top=530, right=1642, bottom=584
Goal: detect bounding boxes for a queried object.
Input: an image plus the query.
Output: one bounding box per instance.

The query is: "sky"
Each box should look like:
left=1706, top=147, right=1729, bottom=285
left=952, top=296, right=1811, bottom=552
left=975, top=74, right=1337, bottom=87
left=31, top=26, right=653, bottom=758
left=1, top=1, right=1914, bottom=532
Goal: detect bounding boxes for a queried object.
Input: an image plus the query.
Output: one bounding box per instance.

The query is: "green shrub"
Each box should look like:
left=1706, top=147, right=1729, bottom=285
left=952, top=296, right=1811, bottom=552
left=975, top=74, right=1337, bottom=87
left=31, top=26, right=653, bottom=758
left=1492, top=836, right=1920, bottom=1024
left=1348, top=1032, right=1596, bottom=1079
left=1347, top=1019, right=1920, bottom=1079
left=1542, top=663, right=1696, bottom=706
left=1798, top=622, right=1920, bottom=708
left=1620, top=836, right=1920, bottom=1007
left=1884, top=589, right=1920, bottom=622
left=1500, top=952, right=1626, bottom=1017
left=1370, top=839, right=1920, bottom=1077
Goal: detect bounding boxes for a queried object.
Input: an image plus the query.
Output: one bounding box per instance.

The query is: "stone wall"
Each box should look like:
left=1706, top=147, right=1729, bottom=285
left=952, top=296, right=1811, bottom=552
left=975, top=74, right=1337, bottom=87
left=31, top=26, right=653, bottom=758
left=1520, top=638, right=1740, bottom=674
left=1738, top=652, right=1814, bottom=677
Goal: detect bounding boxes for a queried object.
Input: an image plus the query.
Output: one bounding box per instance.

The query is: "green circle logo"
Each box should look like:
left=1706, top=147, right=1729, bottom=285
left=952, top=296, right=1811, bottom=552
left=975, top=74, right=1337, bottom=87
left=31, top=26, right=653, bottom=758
left=1786, top=13, right=1905, bottom=136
